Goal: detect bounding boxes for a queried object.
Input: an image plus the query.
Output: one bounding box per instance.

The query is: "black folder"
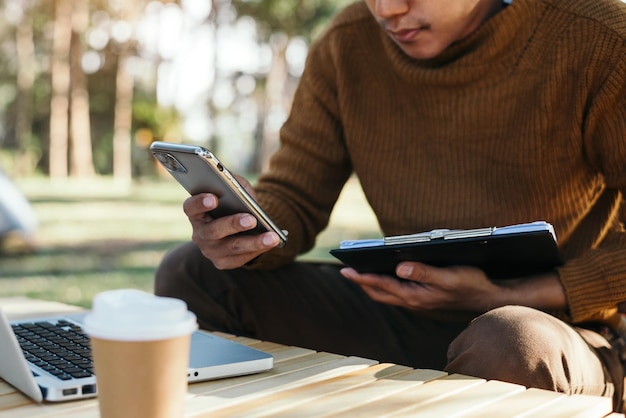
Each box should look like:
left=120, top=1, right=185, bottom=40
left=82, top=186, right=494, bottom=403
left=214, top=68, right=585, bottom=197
left=329, top=221, right=562, bottom=280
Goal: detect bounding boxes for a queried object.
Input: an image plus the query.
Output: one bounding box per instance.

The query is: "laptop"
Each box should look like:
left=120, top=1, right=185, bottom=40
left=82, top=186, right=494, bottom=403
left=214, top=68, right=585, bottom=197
left=0, top=308, right=273, bottom=402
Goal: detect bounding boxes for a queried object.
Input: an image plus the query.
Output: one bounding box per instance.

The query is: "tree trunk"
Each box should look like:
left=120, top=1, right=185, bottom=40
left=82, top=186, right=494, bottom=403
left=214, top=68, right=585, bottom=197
left=112, top=49, right=135, bottom=183
left=15, top=4, right=36, bottom=175
left=49, top=0, right=72, bottom=179
left=109, top=0, right=150, bottom=183
left=69, top=0, right=95, bottom=178
left=260, top=33, right=289, bottom=171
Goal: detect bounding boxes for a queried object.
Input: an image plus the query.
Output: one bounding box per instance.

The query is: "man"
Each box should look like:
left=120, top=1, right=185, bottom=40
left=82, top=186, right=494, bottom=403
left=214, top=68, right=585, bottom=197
left=155, top=0, right=626, bottom=410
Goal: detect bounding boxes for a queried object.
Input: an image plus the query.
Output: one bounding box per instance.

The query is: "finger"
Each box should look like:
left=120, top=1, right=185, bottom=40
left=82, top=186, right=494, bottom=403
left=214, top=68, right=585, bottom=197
left=194, top=229, right=281, bottom=257
left=341, top=268, right=407, bottom=294
left=210, top=250, right=263, bottom=270
left=199, top=232, right=281, bottom=270
left=359, top=284, right=404, bottom=304
left=183, top=193, right=217, bottom=219
left=224, top=231, right=281, bottom=253
left=234, top=175, right=256, bottom=198
left=194, top=213, right=262, bottom=243
left=396, top=262, right=437, bottom=284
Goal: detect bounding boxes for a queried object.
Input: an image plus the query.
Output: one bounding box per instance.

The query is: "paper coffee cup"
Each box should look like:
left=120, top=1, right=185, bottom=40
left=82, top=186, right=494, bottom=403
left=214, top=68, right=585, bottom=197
left=83, top=289, right=198, bottom=418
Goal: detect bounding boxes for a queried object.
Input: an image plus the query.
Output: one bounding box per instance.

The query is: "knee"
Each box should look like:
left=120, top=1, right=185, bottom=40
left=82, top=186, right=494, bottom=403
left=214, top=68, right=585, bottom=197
left=449, top=306, right=528, bottom=357
left=446, top=306, right=561, bottom=386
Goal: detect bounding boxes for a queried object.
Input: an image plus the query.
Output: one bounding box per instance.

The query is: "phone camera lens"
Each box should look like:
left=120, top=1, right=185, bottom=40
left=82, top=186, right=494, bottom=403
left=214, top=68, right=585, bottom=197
left=217, top=163, right=224, bottom=172
left=155, top=152, right=187, bottom=173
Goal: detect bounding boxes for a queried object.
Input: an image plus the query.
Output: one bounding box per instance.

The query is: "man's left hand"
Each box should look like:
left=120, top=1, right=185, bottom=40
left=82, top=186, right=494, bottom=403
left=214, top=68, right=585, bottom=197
left=340, top=262, right=542, bottom=312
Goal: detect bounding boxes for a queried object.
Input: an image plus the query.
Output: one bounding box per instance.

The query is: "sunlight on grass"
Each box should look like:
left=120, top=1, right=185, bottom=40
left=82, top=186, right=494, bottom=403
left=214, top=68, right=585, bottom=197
left=0, top=273, right=155, bottom=309
left=1, top=176, right=379, bottom=308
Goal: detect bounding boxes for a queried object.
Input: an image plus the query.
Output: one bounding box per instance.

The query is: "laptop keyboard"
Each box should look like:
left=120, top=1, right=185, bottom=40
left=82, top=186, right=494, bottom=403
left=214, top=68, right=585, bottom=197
left=12, top=320, right=94, bottom=381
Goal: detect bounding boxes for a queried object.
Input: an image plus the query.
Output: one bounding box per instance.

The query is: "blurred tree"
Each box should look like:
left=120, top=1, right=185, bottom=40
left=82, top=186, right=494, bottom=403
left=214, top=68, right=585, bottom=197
left=69, top=0, right=96, bottom=177
left=49, top=0, right=72, bottom=178
left=14, top=0, right=36, bottom=175
left=108, top=0, right=147, bottom=184
left=50, top=0, right=98, bottom=179
left=2, top=0, right=349, bottom=179
left=112, top=43, right=134, bottom=183
left=231, top=0, right=350, bottom=170
left=232, top=0, right=347, bottom=41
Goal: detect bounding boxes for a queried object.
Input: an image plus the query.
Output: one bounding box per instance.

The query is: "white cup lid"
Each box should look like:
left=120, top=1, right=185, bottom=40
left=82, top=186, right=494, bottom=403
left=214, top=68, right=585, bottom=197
left=83, top=289, right=198, bottom=341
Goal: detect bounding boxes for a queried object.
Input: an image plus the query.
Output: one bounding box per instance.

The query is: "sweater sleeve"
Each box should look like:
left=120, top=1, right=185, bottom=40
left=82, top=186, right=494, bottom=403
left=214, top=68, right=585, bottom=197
left=247, top=29, right=354, bottom=269
left=559, top=46, right=626, bottom=324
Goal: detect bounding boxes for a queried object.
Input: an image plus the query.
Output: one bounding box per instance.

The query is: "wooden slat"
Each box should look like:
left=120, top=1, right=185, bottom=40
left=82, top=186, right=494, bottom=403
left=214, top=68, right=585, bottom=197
left=48, top=407, right=99, bottom=418
left=390, top=379, right=526, bottom=417
left=274, top=368, right=448, bottom=418
left=3, top=399, right=99, bottom=418
left=246, top=340, right=308, bottom=355
left=330, top=373, right=486, bottom=417
left=462, top=387, right=567, bottom=417
left=0, top=297, right=82, bottom=320
left=0, top=381, right=19, bottom=397
left=183, top=356, right=378, bottom=415
left=0, top=392, right=33, bottom=412
left=210, top=363, right=411, bottom=417
left=520, top=393, right=613, bottom=418
left=256, top=344, right=316, bottom=361
left=188, top=351, right=345, bottom=395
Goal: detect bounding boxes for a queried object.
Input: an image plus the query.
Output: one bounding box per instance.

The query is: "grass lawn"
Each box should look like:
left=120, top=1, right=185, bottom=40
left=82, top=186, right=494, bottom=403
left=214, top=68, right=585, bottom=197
left=0, top=176, right=380, bottom=308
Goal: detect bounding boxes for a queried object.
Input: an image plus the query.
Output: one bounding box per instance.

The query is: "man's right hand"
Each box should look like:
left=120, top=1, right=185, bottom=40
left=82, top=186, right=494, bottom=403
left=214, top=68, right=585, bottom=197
left=183, top=193, right=282, bottom=269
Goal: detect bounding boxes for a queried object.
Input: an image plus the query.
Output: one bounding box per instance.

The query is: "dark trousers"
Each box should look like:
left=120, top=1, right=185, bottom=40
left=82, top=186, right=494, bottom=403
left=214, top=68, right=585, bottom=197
left=155, top=241, right=624, bottom=411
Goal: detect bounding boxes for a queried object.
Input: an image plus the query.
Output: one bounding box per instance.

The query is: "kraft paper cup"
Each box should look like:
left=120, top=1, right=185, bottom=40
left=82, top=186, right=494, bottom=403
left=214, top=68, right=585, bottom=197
left=83, top=289, right=198, bottom=418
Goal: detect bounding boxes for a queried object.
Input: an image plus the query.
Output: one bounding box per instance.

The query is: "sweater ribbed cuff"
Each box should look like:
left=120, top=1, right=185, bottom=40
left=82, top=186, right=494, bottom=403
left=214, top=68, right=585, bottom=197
left=558, top=250, right=620, bottom=323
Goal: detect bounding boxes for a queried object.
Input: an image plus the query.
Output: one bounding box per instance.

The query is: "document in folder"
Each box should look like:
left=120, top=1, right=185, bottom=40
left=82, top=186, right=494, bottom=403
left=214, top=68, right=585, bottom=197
left=329, top=221, right=562, bottom=279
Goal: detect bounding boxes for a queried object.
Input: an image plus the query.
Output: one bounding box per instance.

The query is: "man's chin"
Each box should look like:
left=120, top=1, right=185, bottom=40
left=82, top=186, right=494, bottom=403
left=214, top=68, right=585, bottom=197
left=394, top=39, right=447, bottom=60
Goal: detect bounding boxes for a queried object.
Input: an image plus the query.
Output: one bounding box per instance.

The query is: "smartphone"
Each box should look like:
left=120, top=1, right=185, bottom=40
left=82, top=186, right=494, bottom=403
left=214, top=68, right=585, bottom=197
left=150, top=141, right=288, bottom=246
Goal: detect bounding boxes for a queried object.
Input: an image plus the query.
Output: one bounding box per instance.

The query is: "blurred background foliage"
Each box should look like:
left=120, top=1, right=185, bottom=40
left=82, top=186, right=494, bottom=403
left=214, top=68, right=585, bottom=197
left=0, top=0, right=353, bottom=180
left=0, top=0, right=381, bottom=308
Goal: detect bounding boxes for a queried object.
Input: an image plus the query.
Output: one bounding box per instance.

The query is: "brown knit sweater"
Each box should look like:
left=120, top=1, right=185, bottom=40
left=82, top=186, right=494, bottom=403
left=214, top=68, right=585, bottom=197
left=253, top=0, right=626, bottom=326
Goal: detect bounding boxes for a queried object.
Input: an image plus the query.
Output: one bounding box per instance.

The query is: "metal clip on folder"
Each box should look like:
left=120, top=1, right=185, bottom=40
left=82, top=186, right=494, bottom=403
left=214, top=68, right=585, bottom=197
left=338, top=221, right=556, bottom=250
left=383, top=227, right=494, bottom=245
